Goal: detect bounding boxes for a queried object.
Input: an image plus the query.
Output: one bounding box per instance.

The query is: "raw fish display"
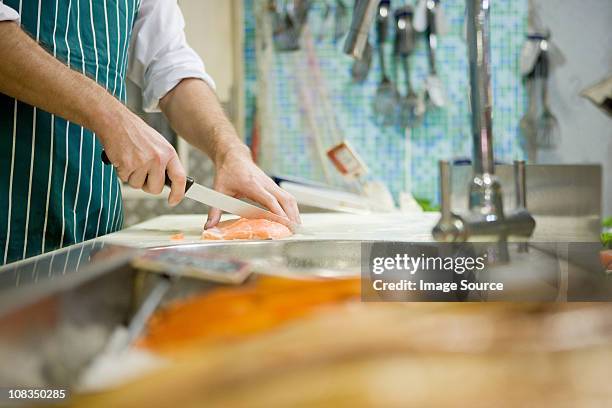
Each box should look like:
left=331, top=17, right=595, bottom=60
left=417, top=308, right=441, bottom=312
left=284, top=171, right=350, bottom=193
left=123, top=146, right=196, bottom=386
left=138, top=276, right=360, bottom=352
left=201, top=218, right=293, bottom=241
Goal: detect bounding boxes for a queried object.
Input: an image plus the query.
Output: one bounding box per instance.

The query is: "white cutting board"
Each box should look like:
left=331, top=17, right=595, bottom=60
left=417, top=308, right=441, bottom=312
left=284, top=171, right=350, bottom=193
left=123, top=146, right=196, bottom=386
left=101, top=212, right=440, bottom=248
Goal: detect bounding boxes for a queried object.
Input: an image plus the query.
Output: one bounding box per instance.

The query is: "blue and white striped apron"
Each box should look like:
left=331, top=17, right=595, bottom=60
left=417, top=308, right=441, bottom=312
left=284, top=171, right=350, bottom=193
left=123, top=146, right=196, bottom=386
left=0, top=0, right=140, bottom=264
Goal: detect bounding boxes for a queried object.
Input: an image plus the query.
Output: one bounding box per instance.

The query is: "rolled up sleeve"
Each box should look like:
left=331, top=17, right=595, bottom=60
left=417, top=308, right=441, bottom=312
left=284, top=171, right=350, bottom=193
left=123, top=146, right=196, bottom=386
left=127, top=0, right=215, bottom=112
left=0, top=3, right=20, bottom=22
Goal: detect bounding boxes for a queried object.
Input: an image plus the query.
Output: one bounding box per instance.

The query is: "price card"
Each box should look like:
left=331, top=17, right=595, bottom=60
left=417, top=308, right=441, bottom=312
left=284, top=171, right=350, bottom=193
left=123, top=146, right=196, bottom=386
left=132, top=249, right=252, bottom=284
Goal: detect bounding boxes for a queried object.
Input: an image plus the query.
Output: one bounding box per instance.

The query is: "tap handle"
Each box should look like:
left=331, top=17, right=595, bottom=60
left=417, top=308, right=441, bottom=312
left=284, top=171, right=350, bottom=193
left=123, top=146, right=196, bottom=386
left=439, top=160, right=452, bottom=222
left=514, top=160, right=527, bottom=208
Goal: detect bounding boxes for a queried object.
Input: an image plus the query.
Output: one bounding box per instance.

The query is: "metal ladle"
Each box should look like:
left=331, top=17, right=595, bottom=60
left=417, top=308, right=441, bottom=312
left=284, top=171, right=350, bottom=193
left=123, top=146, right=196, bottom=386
left=372, top=0, right=400, bottom=126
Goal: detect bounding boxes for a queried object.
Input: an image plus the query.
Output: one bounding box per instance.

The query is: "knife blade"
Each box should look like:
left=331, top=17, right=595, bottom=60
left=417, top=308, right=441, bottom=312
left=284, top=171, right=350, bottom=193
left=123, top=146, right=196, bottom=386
left=184, top=181, right=299, bottom=230
left=101, top=151, right=298, bottom=231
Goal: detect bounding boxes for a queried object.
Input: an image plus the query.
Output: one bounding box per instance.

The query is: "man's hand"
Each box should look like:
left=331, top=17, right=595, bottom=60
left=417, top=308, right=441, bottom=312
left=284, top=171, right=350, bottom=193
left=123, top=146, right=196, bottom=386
left=205, top=145, right=300, bottom=229
left=95, top=109, right=187, bottom=206
left=159, top=78, right=301, bottom=228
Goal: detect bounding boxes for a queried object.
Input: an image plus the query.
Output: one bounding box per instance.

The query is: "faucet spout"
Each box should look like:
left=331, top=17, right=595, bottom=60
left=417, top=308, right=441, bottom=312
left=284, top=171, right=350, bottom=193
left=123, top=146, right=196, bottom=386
left=465, top=0, right=504, bottom=224
left=433, top=1, right=536, bottom=245
left=466, top=0, right=494, bottom=176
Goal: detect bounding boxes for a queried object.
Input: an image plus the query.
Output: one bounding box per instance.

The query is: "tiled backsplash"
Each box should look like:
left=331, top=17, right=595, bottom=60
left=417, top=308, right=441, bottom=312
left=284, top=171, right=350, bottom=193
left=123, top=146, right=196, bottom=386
left=244, top=0, right=528, bottom=205
left=123, top=0, right=529, bottom=227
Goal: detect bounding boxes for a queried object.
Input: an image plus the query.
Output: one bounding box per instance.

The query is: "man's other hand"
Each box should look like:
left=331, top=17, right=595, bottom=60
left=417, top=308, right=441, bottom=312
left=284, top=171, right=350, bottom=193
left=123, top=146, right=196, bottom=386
left=204, top=145, right=300, bottom=229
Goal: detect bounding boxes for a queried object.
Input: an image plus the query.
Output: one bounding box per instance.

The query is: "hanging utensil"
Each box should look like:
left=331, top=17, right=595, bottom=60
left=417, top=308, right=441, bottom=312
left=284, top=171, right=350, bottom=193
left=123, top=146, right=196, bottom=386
left=349, top=0, right=372, bottom=83
left=394, top=6, right=425, bottom=128
left=424, top=0, right=445, bottom=108
left=535, top=41, right=560, bottom=149
left=414, top=0, right=447, bottom=35
left=333, top=0, right=349, bottom=42
left=372, top=0, right=400, bottom=126
left=272, top=0, right=312, bottom=51
left=519, top=32, right=557, bottom=162
left=317, top=0, right=346, bottom=43
left=350, top=40, right=372, bottom=83
left=413, top=0, right=427, bottom=32
left=271, top=0, right=298, bottom=51
left=519, top=75, right=539, bottom=162
left=317, top=1, right=334, bottom=42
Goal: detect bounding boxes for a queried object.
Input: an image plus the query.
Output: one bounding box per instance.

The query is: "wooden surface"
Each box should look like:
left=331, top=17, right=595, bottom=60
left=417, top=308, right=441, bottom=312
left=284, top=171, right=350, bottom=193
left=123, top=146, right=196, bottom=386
left=72, top=302, right=612, bottom=408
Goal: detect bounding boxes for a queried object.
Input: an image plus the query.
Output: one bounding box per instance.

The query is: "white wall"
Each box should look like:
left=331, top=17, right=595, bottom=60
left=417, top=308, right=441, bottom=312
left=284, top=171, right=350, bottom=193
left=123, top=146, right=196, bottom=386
left=532, top=0, right=612, bottom=216
left=178, top=0, right=236, bottom=102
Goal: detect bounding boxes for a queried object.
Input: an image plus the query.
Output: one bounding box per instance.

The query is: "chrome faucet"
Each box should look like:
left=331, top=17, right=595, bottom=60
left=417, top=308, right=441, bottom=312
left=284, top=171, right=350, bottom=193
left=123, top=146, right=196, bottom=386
left=342, top=1, right=536, bottom=242
left=432, top=0, right=535, bottom=243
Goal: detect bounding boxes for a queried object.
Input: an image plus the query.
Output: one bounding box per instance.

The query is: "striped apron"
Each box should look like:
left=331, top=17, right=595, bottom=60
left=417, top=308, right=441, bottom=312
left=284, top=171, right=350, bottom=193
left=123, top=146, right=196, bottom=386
left=0, top=0, right=139, bottom=264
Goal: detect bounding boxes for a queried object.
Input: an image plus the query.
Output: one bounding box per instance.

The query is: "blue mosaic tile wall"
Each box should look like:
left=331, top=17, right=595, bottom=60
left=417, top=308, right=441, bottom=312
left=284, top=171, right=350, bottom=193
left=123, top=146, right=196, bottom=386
left=244, top=0, right=527, bottom=205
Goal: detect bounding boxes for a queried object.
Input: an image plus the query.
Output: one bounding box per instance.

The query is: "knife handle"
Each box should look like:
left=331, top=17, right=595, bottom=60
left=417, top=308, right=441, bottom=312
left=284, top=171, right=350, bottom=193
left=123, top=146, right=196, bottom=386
left=101, top=150, right=194, bottom=193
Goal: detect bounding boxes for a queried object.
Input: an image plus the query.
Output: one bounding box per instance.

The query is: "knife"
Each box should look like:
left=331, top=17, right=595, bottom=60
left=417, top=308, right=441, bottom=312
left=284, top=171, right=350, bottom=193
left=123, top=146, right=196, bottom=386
left=101, top=151, right=299, bottom=231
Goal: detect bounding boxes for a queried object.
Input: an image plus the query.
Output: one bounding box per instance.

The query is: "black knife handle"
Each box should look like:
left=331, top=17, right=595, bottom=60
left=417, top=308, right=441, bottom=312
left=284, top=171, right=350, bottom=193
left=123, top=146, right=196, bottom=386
left=101, top=150, right=194, bottom=192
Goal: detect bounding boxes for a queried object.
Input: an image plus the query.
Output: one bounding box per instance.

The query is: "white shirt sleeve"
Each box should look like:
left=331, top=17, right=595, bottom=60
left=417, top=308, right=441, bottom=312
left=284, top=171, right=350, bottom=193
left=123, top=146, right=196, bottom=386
left=127, top=0, right=216, bottom=113
left=0, top=3, right=20, bottom=22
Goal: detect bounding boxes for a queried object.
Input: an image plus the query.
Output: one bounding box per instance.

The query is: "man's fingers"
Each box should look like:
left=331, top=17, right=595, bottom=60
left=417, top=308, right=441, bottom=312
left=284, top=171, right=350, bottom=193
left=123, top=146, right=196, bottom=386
left=143, top=160, right=166, bottom=195
left=249, top=186, right=288, bottom=219
left=205, top=207, right=222, bottom=230
left=268, top=184, right=301, bottom=224
left=116, top=166, right=131, bottom=183
left=127, top=166, right=148, bottom=190
left=205, top=184, right=235, bottom=229
left=166, top=156, right=186, bottom=206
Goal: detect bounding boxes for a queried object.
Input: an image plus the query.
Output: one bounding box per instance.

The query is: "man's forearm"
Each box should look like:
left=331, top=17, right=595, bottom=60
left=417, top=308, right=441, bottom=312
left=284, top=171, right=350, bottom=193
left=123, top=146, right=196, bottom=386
left=159, top=78, right=248, bottom=165
left=159, top=77, right=300, bottom=226
left=0, top=21, right=124, bottom=135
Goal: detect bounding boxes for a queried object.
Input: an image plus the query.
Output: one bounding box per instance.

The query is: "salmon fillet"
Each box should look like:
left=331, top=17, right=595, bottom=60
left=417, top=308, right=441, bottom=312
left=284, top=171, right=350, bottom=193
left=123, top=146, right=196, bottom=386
left=169, top=232, right=185, bottom=241
left=138, top=276, right=360, bottom=352
left=201, top=218, right=293, bottom=241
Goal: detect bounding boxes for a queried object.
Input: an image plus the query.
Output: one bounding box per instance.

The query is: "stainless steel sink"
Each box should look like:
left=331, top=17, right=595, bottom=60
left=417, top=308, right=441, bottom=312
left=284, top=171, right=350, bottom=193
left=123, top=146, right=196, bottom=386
left=147, top=240, right=364, bottom=279
left=0, top=240, right=368, bottom=390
